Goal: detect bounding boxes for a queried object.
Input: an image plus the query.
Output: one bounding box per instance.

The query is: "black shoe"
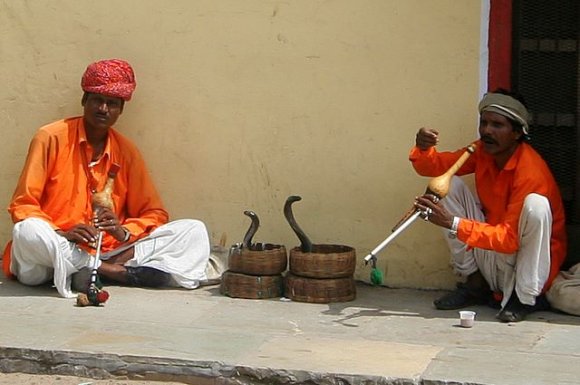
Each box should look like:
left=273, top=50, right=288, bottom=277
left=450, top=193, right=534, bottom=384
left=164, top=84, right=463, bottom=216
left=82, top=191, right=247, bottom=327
left=125, top=266, right=171, bottom=288
left=497, top=293, right=549, bottom=323
left=434, top=283, right=489, bottom=310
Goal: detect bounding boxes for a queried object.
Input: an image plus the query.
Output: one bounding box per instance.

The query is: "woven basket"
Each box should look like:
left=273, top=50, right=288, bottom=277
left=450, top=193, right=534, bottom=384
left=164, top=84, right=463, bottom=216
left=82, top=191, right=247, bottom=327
left=289, top=244, right=356, bottom=279
left=285, top=273, right=356, bottom=303
left=220, top=270, right=283, bottom=299
left=228, top=244, right=287, bottom=276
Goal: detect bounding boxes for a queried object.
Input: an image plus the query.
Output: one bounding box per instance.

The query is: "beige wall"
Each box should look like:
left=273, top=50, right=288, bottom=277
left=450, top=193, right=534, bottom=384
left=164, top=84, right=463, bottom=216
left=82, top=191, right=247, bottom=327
left=0, top=0, right=483, bottom=289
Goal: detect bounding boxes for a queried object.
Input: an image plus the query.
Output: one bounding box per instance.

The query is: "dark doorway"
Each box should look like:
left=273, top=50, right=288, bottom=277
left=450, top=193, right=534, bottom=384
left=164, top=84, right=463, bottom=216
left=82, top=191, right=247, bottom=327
left=512, top=0, right=580, bottom=268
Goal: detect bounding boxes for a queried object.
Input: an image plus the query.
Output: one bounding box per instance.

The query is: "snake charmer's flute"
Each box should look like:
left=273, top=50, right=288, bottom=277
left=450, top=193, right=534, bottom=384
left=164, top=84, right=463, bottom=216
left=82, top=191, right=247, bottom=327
left=364, top=142, right=477, bottom=263
left=88, top=164, right=120, bottom=292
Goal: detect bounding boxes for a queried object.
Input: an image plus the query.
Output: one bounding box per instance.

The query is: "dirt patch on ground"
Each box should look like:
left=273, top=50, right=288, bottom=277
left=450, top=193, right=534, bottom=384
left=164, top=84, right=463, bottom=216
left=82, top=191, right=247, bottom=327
left=0, top=373, right=188, bottom=385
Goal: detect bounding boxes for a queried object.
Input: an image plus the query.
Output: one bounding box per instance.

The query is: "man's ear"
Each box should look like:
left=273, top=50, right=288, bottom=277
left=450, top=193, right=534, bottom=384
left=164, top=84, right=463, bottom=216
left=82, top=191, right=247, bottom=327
left=81, top=92, right=88, bottom=106
left=513, top=127, right=523, bottom=142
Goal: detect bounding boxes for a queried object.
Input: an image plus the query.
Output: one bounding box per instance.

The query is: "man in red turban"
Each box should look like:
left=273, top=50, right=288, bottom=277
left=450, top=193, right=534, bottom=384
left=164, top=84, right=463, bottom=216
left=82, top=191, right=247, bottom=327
left=4, top=59, right=216, bottom=298
left=81, top=59, right=136, bottom=101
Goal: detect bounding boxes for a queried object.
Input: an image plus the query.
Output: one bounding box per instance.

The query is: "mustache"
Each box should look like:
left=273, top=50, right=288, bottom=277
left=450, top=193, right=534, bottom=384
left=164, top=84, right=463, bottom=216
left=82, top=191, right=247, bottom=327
left=480, top=135, right=497, bottom=144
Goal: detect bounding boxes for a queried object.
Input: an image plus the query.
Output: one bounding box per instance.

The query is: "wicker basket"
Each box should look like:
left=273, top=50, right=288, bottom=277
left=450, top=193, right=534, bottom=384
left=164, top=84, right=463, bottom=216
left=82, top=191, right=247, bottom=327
left=285, top=273, right=356, bottom=303
left=220, top=270, right=283, bottom=299
left=289, top=244, right=356, bottom=279
left=228, top=244, right=287, bottom=276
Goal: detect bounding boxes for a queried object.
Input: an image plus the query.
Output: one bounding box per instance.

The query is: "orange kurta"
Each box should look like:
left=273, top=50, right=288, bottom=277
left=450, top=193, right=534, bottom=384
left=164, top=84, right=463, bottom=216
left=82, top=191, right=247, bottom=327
left=6, top=117, right=168, bottom=273
left=409, top=140, right=567, bottom=290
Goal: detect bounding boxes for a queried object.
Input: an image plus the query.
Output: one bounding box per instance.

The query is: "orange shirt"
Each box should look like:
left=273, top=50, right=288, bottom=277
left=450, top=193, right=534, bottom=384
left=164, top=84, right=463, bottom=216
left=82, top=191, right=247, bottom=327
left=8, top=117, right=169, bottom=253
left=409, top=140, right=567, bottom=289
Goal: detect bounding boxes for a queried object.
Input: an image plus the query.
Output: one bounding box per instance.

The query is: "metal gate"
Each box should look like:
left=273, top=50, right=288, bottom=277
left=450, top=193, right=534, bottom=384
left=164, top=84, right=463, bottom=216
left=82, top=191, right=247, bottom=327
left=512, top=0, right=580, bottom=228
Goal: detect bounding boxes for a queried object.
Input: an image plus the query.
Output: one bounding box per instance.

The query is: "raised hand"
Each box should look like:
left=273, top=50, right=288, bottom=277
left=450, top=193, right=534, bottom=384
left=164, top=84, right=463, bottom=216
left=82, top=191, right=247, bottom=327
left=415, top=127, right=439, bottom=150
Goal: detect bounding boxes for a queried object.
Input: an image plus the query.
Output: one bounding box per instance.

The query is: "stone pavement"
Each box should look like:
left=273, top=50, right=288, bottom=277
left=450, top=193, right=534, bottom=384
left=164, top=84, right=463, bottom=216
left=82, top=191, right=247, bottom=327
left=1, top=273, right=580, bottom=385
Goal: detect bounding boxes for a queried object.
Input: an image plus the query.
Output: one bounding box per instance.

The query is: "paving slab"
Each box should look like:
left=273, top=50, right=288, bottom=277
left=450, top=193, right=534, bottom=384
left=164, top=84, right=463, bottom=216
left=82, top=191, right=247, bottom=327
left=1, top=273, right=580, bottom=385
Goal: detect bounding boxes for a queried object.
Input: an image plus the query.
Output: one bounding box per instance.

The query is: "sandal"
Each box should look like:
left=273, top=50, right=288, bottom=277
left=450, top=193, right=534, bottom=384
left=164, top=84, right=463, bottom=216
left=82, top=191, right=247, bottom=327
left=434, top=283, right=488, bottom=310
left=497, top=294, right=550, bottom=323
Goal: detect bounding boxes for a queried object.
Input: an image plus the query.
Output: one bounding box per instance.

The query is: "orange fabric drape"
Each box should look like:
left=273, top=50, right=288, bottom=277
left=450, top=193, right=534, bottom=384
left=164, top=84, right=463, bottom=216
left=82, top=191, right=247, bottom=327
left=2, top=241, right=13, bottom=279
left=409, top=141, right=567, bottom=290
left=6, top=117, right=169, bottom=263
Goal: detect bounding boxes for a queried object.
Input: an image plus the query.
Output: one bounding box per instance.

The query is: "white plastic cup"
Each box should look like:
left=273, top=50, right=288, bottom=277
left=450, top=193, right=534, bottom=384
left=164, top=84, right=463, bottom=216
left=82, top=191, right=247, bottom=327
left=459, top=310, right=476, bottom=328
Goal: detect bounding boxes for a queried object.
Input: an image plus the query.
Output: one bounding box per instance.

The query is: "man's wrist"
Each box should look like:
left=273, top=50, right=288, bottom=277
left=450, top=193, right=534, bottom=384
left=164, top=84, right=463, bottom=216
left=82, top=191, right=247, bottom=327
left=120, top=227, right=131, bottom=242
left=448, top=216, right=460, bottom=239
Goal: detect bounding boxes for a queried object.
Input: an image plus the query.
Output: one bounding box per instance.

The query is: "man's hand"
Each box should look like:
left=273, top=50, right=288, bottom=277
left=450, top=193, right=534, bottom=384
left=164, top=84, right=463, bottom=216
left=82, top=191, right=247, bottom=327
left=56, top=224, right=98, bottom=244
left=93, top=207, right=127, bottom=241
left=414, top=194, right=454, bottom=229
left=415, top=127, right=439, bottom=150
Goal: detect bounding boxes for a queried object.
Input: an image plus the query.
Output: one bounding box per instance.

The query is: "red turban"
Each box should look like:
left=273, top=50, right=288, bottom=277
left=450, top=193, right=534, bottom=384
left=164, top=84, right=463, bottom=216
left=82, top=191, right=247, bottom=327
left=81, top=59, right=136, bottom=101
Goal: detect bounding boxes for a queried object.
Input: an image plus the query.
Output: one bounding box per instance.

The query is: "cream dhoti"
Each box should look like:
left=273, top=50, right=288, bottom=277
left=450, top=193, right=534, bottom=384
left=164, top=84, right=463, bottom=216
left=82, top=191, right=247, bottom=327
left=441, top=176, right=552, bottom=308
left=10, top=217, right=211, bottom=298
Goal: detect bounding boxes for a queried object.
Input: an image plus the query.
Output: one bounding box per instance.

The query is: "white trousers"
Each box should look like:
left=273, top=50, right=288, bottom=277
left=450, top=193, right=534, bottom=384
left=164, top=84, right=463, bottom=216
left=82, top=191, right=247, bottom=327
left=441, top=177, right=552, bottom=307
left=10, top=218, right=210, bottom=298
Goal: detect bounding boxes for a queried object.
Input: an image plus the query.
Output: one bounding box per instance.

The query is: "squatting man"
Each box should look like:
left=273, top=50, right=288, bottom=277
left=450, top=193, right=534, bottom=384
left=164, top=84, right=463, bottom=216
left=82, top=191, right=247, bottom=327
left=410, top=89, right=567, bottom=323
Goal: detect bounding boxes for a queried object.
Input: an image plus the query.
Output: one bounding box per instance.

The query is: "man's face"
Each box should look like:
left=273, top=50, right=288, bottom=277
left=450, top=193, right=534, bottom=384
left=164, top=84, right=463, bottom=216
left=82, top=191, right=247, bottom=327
left=478, top=111, right=521, bottom=159
left=82, top=93, right=124, bottom=130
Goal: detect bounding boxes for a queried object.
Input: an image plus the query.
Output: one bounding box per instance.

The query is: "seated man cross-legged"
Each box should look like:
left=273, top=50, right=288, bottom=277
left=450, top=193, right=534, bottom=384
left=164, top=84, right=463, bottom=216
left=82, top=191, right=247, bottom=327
left=4, top=59, right=216, bottom=298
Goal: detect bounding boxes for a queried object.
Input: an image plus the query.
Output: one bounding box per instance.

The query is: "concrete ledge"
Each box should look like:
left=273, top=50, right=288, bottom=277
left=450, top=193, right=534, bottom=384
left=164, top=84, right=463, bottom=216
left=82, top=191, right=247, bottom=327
left=0, top=346, right=423, bottom=385
left=2, top=281, right=580, bottom=385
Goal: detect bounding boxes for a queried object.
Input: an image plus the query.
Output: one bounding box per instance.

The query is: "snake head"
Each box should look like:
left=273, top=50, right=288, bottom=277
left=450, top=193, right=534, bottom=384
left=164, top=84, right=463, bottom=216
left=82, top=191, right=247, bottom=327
left=242, top=210, right=260, bottom=248
left=283, top=195, right=313, bottom=253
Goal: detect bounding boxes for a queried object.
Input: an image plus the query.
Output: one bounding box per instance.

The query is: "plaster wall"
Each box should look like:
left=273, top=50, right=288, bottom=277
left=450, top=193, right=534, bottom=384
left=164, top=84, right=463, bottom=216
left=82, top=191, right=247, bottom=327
left=0, top=0, right=483, bottom=289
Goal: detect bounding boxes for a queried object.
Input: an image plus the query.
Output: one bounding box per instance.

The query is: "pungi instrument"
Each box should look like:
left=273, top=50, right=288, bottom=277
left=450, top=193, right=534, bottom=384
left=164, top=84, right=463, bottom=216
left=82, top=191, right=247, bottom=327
left=364, top=143, right=477, bottom=284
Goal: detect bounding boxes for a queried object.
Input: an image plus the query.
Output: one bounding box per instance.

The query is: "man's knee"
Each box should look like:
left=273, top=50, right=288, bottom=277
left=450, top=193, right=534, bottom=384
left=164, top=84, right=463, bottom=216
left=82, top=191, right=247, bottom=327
left=522, top=194, right=551, bottom=222
left=159, top=219, right=208, bottom=238
left=15, top=265, right=53, bottom=286
left=14, top=218, right=46, bottom=242
left=445, top=176, right=465, bottom=200
left=13, top=218, right=56, bottom=248
left=181, top=218, right=208, bottom=232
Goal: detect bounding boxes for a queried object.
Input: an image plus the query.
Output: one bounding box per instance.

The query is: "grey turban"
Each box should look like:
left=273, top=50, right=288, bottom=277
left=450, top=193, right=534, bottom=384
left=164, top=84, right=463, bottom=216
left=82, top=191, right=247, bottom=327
left=478, top=92, right=530, bottom=134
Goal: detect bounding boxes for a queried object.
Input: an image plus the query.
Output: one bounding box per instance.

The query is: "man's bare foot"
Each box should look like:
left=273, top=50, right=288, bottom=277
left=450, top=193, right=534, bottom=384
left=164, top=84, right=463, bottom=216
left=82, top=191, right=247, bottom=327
left=97, top=261, right=128, bottom=283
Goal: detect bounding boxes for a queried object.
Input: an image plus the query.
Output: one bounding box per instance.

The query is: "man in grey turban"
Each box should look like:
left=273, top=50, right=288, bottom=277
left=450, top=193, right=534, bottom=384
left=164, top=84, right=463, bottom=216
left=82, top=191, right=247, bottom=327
left=409, top=89, right=567, bottom=323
